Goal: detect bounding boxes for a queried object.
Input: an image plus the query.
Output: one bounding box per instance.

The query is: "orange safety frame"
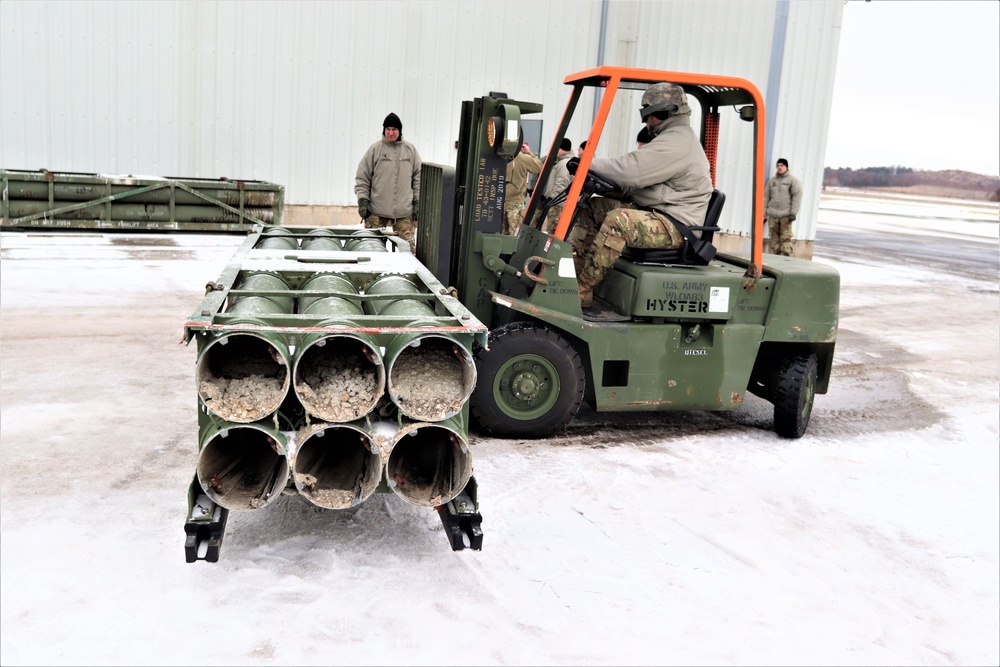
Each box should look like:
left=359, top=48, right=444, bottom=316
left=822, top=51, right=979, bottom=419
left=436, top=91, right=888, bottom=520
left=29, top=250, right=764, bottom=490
left=525, top=66, right=766, bottom=274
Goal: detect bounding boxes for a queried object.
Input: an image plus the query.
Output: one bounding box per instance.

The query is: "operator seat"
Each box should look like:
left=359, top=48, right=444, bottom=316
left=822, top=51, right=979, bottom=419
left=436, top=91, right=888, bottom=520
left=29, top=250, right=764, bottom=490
left=619, top=189, right=725, bottom=265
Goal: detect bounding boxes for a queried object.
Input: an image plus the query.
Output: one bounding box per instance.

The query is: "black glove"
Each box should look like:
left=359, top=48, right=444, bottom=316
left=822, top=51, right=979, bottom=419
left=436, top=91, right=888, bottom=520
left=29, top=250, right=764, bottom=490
left=788, top=214, right=796, bottom=222
left=358, top=198, right=370, bottom=220
left=412, top=200, right=419, bottom=220
left=566, top=156, right=580, bottom=175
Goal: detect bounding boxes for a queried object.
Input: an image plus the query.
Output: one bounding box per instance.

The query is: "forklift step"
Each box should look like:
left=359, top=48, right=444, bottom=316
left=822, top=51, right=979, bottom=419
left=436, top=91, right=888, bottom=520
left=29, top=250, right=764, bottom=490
left=582, top=299, right=631, bottom=322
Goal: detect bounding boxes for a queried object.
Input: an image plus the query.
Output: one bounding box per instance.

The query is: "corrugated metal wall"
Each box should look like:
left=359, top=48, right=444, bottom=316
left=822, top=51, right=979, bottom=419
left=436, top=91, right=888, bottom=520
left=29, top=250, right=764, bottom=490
left=0, top=0, right=842, bottom=241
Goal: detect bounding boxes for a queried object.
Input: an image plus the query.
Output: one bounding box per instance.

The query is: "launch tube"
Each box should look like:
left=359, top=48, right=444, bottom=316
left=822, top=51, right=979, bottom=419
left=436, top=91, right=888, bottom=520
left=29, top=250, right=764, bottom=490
left=364, top=274, right=476, bottom=421
left=255, top=228, right=299, bottom=251
left=196, top=272, right=295, bottom=421
left=197, top=317, right=291, bottom=423
left=300, top=228, right=344, bottom=252
left=6, top=200, right=274, bottom=223
left=363, top=274, right=433, bottom=317
left=296, top=273, right=362, bottom=315
left=294, top=274, right=385, bottom=422
left=228, top=271, right=295, bottom=313
left=344, top=230, right=388, bottom=253
left=386, top=419, right=473, bottom=508
left=197, top=421, right=290, bottom=511
left=384, top=331, right=476, bottom=422
left=292, top=422, right=382, bottom=509
left=4, top=180, right=275, bottom=206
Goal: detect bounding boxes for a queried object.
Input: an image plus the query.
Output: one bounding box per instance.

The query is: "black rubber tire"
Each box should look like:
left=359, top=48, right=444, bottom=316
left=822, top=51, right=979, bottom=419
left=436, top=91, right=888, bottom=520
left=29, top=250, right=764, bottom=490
left=773, top=353, right=818, bottom=438
left=471, top=323, right=585, bottom=439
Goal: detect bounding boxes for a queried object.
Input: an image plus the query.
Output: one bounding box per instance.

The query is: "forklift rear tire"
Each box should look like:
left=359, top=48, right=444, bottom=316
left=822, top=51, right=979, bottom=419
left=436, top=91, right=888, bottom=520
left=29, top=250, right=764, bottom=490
left=471, top=323, right=585, bottom=438
left=773, top=353, right=818, bottom=438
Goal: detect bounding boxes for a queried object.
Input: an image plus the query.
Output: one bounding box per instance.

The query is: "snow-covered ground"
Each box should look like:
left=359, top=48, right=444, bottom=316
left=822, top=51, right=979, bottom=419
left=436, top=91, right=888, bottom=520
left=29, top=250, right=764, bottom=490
left=1, top=195, right=997, bottom=666
left=820, top=190, right=998, bottom=241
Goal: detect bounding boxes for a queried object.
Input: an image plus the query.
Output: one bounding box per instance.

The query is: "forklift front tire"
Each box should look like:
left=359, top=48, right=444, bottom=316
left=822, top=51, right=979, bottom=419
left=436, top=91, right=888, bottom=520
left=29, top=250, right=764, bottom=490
left=471, top=323, right=585, bottom=439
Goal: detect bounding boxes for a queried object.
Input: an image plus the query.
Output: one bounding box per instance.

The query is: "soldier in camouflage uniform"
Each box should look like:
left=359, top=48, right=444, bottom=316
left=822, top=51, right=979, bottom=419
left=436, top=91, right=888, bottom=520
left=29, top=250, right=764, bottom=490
left=502, top=142, right=542, bottom=235
left=355, top=113, right=422, bottom=248
left=764, top=158, right=802, bottom=256
left=573, top=82, right=713, bottom=309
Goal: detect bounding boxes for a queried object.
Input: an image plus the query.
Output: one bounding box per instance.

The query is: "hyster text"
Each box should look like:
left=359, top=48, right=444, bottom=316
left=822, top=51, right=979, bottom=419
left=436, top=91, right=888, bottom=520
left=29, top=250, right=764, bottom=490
left=646, top=298, right=708, bottom=313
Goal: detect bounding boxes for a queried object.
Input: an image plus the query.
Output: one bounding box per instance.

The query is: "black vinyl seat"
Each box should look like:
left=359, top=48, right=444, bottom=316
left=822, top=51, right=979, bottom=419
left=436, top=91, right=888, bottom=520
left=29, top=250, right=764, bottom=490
left=620, top=189, right=726, bottom=265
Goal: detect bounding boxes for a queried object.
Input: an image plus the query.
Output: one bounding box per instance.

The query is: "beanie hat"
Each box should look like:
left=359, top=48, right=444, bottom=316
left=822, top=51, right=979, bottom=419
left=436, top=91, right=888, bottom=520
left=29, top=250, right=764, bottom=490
left=560, top=138, right=573, bottom=152
left=383, top=113, right=402, bottom=130
left=777, top=158, right=788, bottom=168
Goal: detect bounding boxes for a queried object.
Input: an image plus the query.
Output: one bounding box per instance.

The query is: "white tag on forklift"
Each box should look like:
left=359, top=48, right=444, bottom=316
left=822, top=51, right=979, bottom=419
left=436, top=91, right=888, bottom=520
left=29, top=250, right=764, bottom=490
left=709, top=286, right=729, bottom=312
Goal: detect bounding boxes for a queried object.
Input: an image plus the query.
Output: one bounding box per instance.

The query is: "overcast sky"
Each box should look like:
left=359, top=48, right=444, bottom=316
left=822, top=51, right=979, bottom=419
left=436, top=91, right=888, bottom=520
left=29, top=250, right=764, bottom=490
left=825, top=0, right=1000, bottom=176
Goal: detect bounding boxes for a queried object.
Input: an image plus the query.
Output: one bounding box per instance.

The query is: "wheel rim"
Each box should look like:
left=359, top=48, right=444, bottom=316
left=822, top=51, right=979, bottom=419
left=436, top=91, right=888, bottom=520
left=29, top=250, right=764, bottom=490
left=801, top=369, right=816, bottom=420
left=493, top=353, right=560, bottom=421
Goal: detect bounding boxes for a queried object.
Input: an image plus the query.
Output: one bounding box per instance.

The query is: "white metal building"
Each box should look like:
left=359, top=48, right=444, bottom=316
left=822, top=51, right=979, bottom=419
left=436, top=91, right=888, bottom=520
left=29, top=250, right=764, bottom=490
left=0, top=0, right=843, bottom=251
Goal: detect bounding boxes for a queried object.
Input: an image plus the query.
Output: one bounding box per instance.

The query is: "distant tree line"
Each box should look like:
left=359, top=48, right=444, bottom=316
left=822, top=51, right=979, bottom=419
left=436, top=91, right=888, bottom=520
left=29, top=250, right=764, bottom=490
left=823, top=167, right=1000, bottom=201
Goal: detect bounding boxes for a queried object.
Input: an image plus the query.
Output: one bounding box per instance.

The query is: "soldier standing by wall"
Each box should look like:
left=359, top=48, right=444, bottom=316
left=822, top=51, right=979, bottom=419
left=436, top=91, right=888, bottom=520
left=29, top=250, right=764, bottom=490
left=502, top=142, right=542, bottom=235
left=764, top=158, right=802, bottom=256
left=355, top=113, right=422, bottom=248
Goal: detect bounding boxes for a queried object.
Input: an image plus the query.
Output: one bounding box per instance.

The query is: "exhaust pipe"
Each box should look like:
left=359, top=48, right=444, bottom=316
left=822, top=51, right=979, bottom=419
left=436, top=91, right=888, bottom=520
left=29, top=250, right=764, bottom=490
left=292, top=422, right=382, bottom=509
left=197, top=421, right=290, bottom=511
left=386, top=419, right=473, bottom=507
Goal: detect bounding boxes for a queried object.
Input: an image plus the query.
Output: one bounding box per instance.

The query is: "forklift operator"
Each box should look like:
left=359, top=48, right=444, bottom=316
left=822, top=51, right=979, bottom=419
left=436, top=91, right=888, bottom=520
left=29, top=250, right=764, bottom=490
left=572, top=82, right=713, bottom=309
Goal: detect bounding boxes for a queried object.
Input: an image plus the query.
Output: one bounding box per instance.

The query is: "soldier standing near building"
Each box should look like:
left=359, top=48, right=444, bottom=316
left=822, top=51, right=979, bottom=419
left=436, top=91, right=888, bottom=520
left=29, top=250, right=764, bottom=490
left=502, top=142, right=542, bottom=235
left=763, top=158, right=802, bottom=256
left=572, top=82, right=713, bottom=309
left=355, top=113, right=422, bottom=248
left=540, top=138, right=575, bottom=233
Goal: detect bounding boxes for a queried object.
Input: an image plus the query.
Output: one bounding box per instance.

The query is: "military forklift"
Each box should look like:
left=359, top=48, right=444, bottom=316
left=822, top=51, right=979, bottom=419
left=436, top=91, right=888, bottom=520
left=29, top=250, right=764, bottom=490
left=416, top=66, right=839, bottom=440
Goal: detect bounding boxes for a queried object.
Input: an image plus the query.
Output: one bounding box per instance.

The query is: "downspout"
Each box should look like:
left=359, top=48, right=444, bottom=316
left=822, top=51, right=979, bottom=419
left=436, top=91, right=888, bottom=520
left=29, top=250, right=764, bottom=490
left=764, top=0, right=790, bottom=171
left=592, top=0, right=609, bottom=125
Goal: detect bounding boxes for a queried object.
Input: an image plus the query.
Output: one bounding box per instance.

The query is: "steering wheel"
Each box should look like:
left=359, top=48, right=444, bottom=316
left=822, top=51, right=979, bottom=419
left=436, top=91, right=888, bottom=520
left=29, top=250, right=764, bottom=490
left=566, top=157, right=626, bottom=200
left=583, top=170, right=626, bottom=199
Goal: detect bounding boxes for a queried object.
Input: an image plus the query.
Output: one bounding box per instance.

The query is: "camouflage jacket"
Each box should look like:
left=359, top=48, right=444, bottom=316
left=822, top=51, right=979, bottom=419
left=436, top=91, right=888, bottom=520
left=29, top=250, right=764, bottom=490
left=764, top=172, right=802, bottom=218
left=588, top=114, right=712, bottom=227
left=355, top=137, right=422, bottom=219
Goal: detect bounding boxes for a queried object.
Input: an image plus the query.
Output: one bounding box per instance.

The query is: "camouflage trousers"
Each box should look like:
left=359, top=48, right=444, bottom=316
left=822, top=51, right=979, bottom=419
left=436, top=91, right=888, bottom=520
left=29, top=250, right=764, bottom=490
left=366, top=215, right=416, bottom=248
left=541, top=205, right=562, bottom=234
left=523, top=205, right=562, bottom=235
left=572, top=198, right=683, bottom=294
left=767, top=216, right=794, bottom=256
left=502, top=202, right=524, bottom=236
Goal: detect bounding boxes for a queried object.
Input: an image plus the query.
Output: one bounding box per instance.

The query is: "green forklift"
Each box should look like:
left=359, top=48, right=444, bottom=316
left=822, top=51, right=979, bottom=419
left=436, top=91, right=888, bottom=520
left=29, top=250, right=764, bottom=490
left=417, top=66, right=839, bottom=440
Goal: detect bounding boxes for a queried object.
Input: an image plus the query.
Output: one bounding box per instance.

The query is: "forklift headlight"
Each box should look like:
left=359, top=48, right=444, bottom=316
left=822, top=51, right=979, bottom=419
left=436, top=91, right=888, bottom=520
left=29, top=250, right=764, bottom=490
left=487, top=118, right=497, bottom=147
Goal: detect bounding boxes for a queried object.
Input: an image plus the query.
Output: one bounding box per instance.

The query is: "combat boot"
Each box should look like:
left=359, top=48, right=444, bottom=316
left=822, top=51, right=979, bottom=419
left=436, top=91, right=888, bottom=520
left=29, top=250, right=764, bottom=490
left=577, top=275, right=597, bottom=309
